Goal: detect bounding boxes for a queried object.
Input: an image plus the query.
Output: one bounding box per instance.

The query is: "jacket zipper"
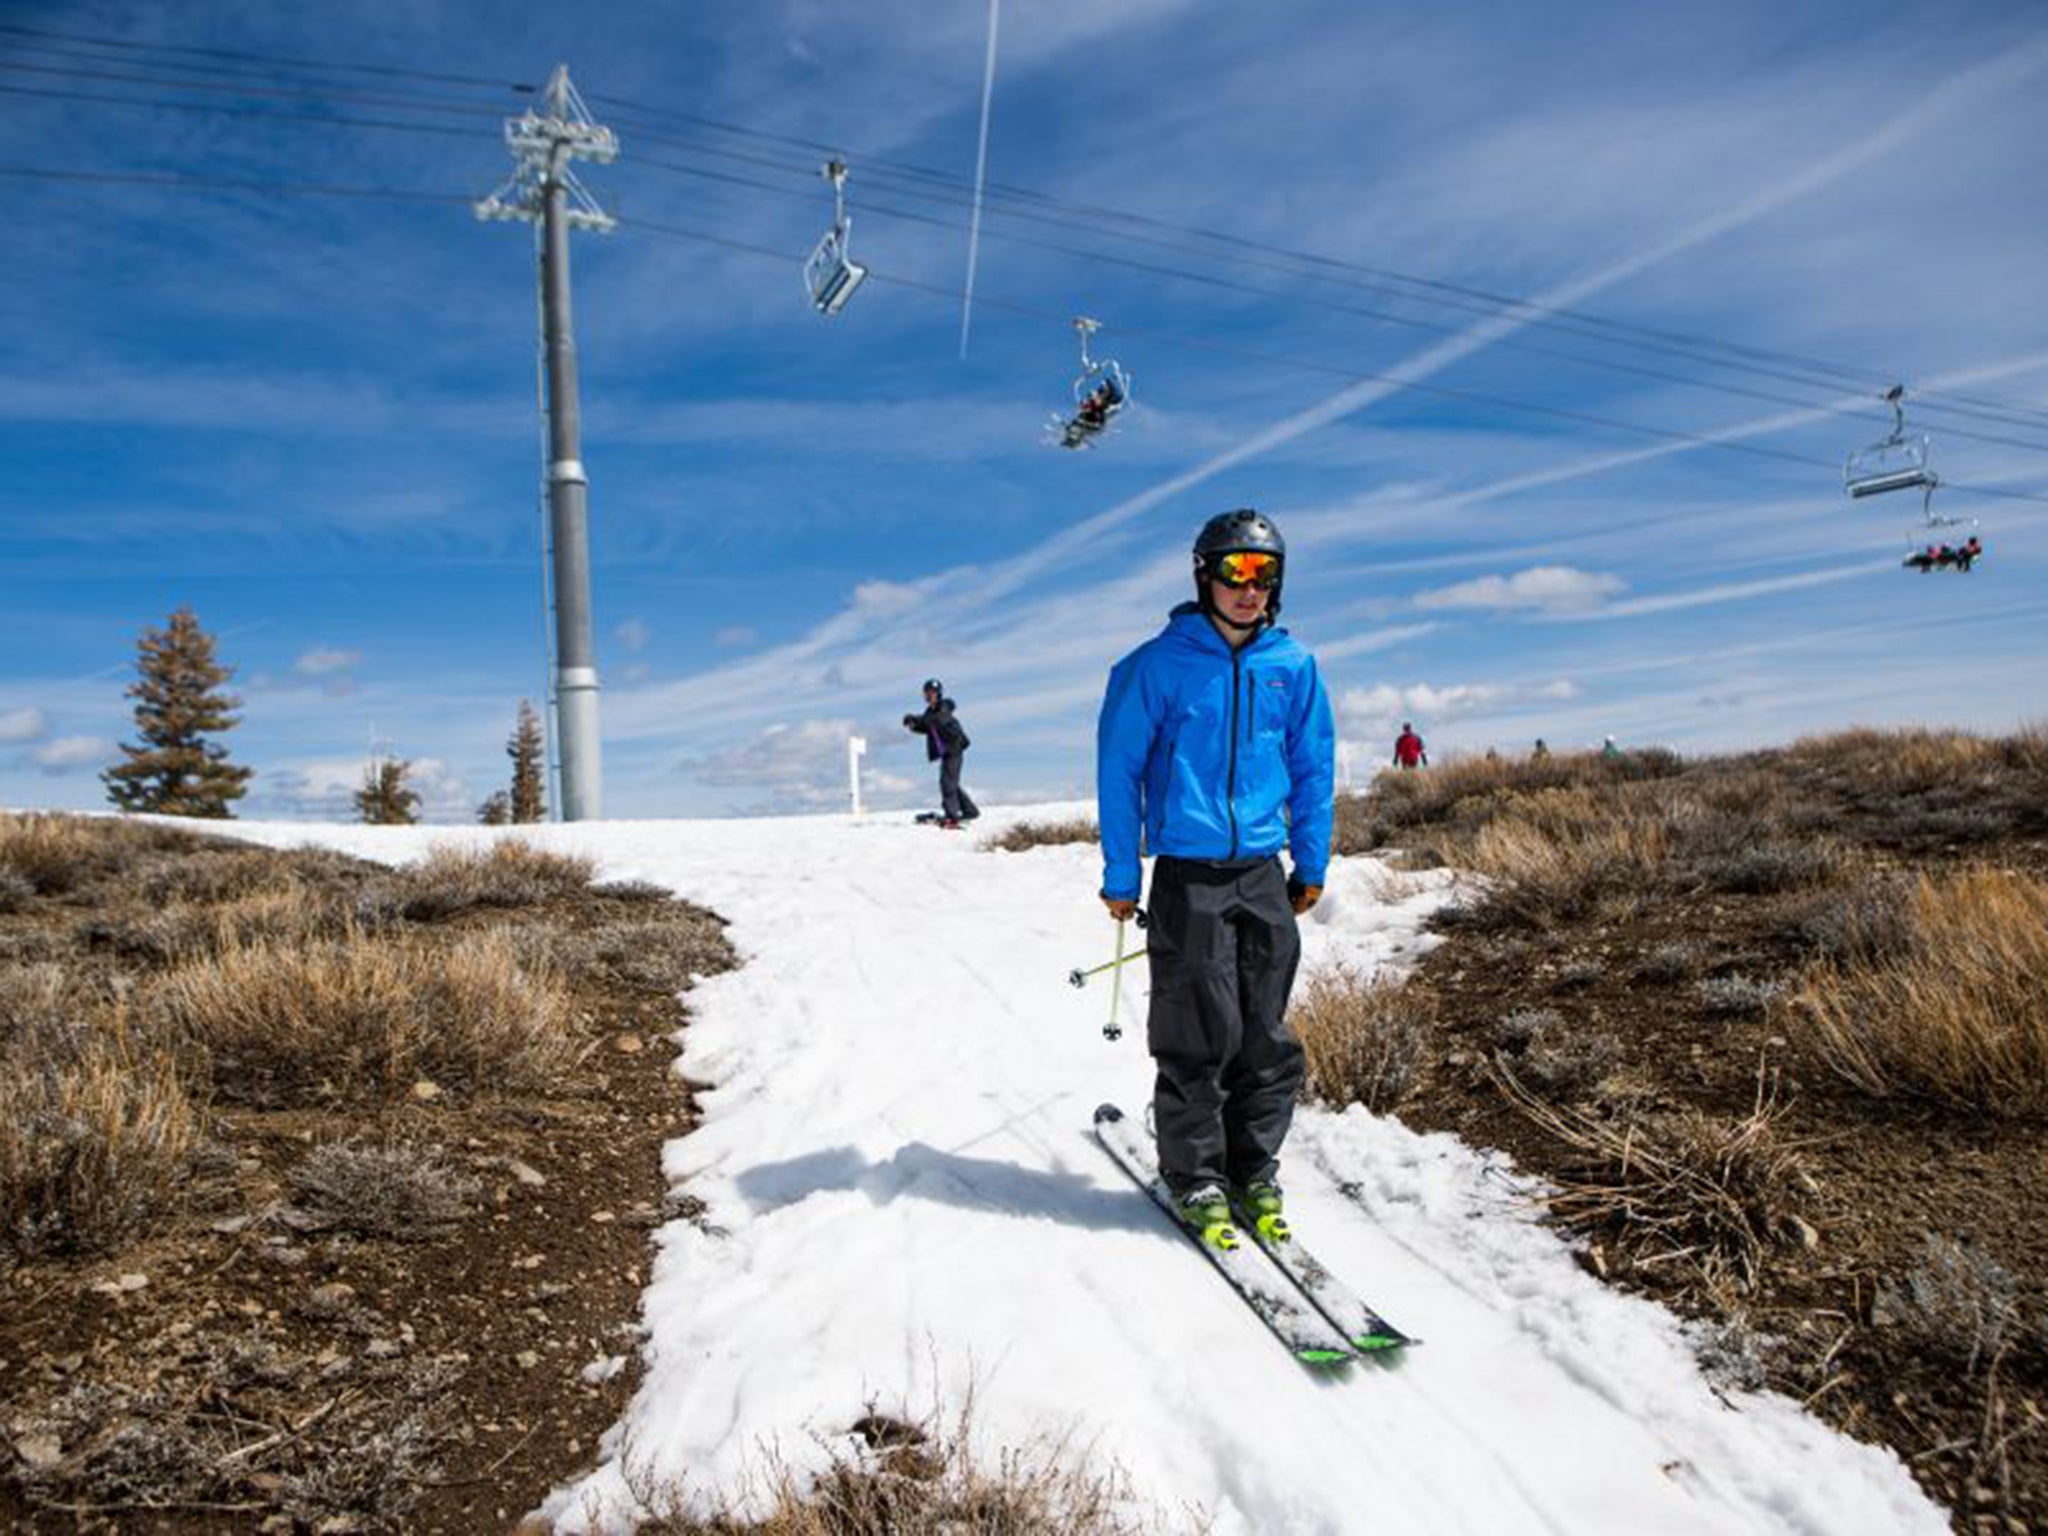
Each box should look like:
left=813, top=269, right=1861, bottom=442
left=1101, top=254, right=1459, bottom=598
left=1225, top=649, right=1242, bottom=858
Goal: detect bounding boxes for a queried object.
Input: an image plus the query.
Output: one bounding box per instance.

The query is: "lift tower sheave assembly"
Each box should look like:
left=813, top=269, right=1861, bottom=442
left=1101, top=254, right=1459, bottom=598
left=476, top=66, right=617, bottom=821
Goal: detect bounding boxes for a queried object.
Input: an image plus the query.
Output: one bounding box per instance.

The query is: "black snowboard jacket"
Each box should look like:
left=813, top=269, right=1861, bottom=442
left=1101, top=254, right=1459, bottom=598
left=903, top=698, right=971, bottom=761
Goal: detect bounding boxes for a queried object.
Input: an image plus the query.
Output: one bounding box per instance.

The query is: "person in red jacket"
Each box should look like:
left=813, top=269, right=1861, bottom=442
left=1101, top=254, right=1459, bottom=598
left=1392, top=722, right=1427, bottom=770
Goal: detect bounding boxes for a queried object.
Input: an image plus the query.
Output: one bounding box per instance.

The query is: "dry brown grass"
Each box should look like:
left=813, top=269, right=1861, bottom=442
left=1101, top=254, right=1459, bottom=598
left=1289, top=962, right=1436, bottom=1111
left=393, top=839, right=598, bottom=920
left=1787, top=867, right=2048, bottom=1115
left=1494, top=1060, right=1808, bottom=1298
left=1785, top=726, right=2002, bottom=796
left=153, top=928, right=584, bottom=1105
left=1415, top=786, right=1671, bottom=924
left=0, top=810, right=202, bottom=896
left=0, top=1009, right=202, bottom=1263
left=981, top=817, right=1100, bottom=853
left=634, top=1389, right=1148, bottom=1535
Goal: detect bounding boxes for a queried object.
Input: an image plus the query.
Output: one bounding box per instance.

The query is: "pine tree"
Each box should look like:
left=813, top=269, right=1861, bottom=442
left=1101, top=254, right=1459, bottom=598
left=477, top=790, right=512, bottom=826
left=102, top=606, right=254, bottom=818
left=354, top=758, right=420, bottom=825
left=508, top=699, right=547, bottom=824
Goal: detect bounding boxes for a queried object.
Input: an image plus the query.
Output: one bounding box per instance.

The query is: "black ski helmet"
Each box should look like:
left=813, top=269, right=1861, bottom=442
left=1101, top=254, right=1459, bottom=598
left=921, top=677, right=944, bottom=696
left=1192, top=508, right=1286, bottom=626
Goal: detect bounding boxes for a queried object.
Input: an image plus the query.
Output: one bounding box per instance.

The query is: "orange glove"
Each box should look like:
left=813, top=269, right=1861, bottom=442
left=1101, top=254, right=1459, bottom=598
left=1288, top=880, right=1322, bottom=915
left=1102, top=895, right=1138, bottom=922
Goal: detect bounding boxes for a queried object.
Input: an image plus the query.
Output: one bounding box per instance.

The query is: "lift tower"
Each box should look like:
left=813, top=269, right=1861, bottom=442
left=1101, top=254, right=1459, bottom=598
left=477, top=66, right=616, bottom=821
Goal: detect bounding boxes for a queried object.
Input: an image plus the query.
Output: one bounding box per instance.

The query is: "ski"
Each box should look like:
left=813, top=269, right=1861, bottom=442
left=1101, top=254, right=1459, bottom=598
left=1094, top=1104, right=1354, bottom=1366
left=1235, top=1203, right=1416, bottom=1354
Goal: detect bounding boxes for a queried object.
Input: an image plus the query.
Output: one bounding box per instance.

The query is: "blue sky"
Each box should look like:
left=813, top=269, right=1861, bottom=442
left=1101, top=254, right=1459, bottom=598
left=4, top=0, right=2046, bottom=821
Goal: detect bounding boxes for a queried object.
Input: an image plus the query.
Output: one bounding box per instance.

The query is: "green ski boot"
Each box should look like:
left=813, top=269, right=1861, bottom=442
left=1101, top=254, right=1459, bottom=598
left=1233, top=1181, right=1291, bottom=1244
left=1174, top=1183, right=1240, bottom=1252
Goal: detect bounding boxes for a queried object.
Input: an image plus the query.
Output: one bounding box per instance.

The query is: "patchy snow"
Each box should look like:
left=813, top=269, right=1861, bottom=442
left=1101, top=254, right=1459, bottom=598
left=219, top=806, right=1945, bottom=1535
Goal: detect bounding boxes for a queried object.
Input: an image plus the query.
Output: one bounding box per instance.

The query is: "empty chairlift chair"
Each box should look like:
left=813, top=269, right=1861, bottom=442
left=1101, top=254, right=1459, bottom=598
left=1845, top=384, right=1935, bottom=498
left=804, top=160, right=868, bottom=317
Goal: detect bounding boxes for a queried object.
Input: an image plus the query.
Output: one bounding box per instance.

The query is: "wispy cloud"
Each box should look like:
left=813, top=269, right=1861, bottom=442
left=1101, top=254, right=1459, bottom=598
left=0, top=707, right=49, bottom=744
left=294, top=646, right=364, bottom=678
left=32, top=736, right=112, bottom=773
left=1414, top=567, right=1625, bottom=615
left=1550, top=560, right=1894, bottom=621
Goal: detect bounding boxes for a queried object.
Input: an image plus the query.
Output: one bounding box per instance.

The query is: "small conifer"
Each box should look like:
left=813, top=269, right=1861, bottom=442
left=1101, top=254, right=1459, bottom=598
left=477, top=790, right=512, bottom=826
left=509, top=700, right=547, bottom=824
left=355, top=758, right=421, bottom=825
left=102, top=606, right=254, bottom=818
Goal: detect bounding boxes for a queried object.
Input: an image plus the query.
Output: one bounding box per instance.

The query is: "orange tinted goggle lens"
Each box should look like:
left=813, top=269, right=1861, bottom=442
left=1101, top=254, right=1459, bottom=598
left=1214, top=551, right=1281, bottom=589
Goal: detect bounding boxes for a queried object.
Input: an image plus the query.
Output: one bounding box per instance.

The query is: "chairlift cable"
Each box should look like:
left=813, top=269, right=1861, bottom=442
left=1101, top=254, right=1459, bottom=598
left=0, top=57, right=517, bottom=120
left=8, top=151, right=2044, bottom=508
left=588, top=92, right=2048, bottom=430
left=7, top=149, right=2046, bottom=513
left=588, top=102, right=2048, bottom=434
left=15, top=27, right=2048, bottom=432
left=604, top=146, right=2048, bottom=456
left=612, top=211, right=2048, bottom=509
left=0, top=20, right=535, bottom=94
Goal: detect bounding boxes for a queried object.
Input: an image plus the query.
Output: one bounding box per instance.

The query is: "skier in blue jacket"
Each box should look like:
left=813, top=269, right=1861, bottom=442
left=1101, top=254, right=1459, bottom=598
left=1096, top=508, right=1335, bottom=1252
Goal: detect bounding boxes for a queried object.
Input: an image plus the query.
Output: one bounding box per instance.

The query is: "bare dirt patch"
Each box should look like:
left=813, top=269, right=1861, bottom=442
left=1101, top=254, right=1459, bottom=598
left=0, top=822, right=734, bottom=1532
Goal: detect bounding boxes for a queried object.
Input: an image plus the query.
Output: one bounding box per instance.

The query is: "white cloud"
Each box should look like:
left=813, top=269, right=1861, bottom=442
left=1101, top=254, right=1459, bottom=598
left=615, top=618, right=652, bottom=654
left=0, top=707, right=49, bottom=744
left=293, top=646, right=364, bottom=677
left=1341, top=679, right=1580, bottom=730
left=31, top=735, right=110, bottom=773
left=1414, top=567, right=1626, bottom=614
left=683, top=718, right=888, bottom=813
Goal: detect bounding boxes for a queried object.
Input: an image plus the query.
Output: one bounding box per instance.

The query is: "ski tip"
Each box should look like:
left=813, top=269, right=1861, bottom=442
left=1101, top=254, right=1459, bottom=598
left=1353, top=1334, right=1414, bottom=1353
left=1298, top=1348, right=1355, bottom=1367
left=1093, top=1102, right=1125, bottom=1125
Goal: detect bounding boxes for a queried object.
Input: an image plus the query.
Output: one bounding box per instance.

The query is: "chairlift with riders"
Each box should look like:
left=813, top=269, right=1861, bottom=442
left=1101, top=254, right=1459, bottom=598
left=1897, top=477, right=1984, bottom=573
left=1050, top=317, right=1131, bottom=449
left=804, top=160, right=868, bottom=317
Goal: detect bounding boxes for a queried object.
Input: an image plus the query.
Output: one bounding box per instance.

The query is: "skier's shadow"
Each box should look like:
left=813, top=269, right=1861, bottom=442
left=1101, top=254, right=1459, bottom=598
left=733, top=1139, right=1158, bottom=1234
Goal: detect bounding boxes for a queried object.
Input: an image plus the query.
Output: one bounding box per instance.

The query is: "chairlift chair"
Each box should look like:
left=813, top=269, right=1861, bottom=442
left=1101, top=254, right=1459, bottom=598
left=804, top=160, right=868, bottom=317
left=1050, top=317, right=1131, bottom=450
left=1845, top=384, right=1934, bottom=498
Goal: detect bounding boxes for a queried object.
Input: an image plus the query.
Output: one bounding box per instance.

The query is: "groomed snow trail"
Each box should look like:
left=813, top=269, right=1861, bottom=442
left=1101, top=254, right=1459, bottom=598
left=224, top=810, right=1945, bottom=1535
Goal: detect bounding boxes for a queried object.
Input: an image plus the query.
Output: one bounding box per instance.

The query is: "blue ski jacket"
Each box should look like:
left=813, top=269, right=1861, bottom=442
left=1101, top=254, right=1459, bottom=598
left=1096, top=604, right=1336, bottom=903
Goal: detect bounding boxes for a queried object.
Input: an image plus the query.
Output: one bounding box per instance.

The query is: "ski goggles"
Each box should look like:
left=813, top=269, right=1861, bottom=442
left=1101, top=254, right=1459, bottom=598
left=1210, top=550, right=1283, bottom=590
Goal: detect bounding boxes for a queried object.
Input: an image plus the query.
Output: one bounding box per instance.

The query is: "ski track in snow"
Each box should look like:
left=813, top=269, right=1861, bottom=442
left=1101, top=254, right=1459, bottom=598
left=215, top=807, right=1946, bottom=1536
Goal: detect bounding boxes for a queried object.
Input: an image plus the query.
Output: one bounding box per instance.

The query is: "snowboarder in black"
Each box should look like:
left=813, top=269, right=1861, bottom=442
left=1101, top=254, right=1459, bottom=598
left=904, top=679, right=978, bottom=828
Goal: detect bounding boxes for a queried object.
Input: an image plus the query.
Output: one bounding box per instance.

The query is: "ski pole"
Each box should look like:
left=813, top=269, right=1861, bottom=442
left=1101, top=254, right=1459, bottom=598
left=1067, top=946, right=1150, bottom=988
left=1104, top=918, right=1127, bottom=1041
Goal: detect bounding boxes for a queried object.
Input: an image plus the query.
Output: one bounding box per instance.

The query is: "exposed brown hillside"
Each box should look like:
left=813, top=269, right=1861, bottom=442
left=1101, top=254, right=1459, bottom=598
left=0, top=819, right=733, bottom=1532
left=1322, top=727, right=2048, bottom=1534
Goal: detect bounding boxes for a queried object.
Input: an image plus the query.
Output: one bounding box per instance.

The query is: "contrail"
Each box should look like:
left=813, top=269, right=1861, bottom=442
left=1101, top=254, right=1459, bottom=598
left=608, top=34, right=2048, bottom=746
left=967, top=29, right=2048, bottom=602
left=958, top=0, right=1001, bottom=359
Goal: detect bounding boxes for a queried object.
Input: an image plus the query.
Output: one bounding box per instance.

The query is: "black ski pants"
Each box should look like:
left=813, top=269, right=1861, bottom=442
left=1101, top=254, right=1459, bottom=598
left=939, top=751, right=978, bottom=821
left=1145, top=855, right=1305, bottom=1195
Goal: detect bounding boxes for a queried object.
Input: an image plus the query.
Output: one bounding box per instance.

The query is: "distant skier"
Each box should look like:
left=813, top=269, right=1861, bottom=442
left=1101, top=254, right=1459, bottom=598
left=1096, top=508, right=1335, bottom=1253
left=1392, top=722, right=1427, bottom=770
left=1601, top=734, right=1625, bottom=762
left=903, top=679, right=978, bottom=828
